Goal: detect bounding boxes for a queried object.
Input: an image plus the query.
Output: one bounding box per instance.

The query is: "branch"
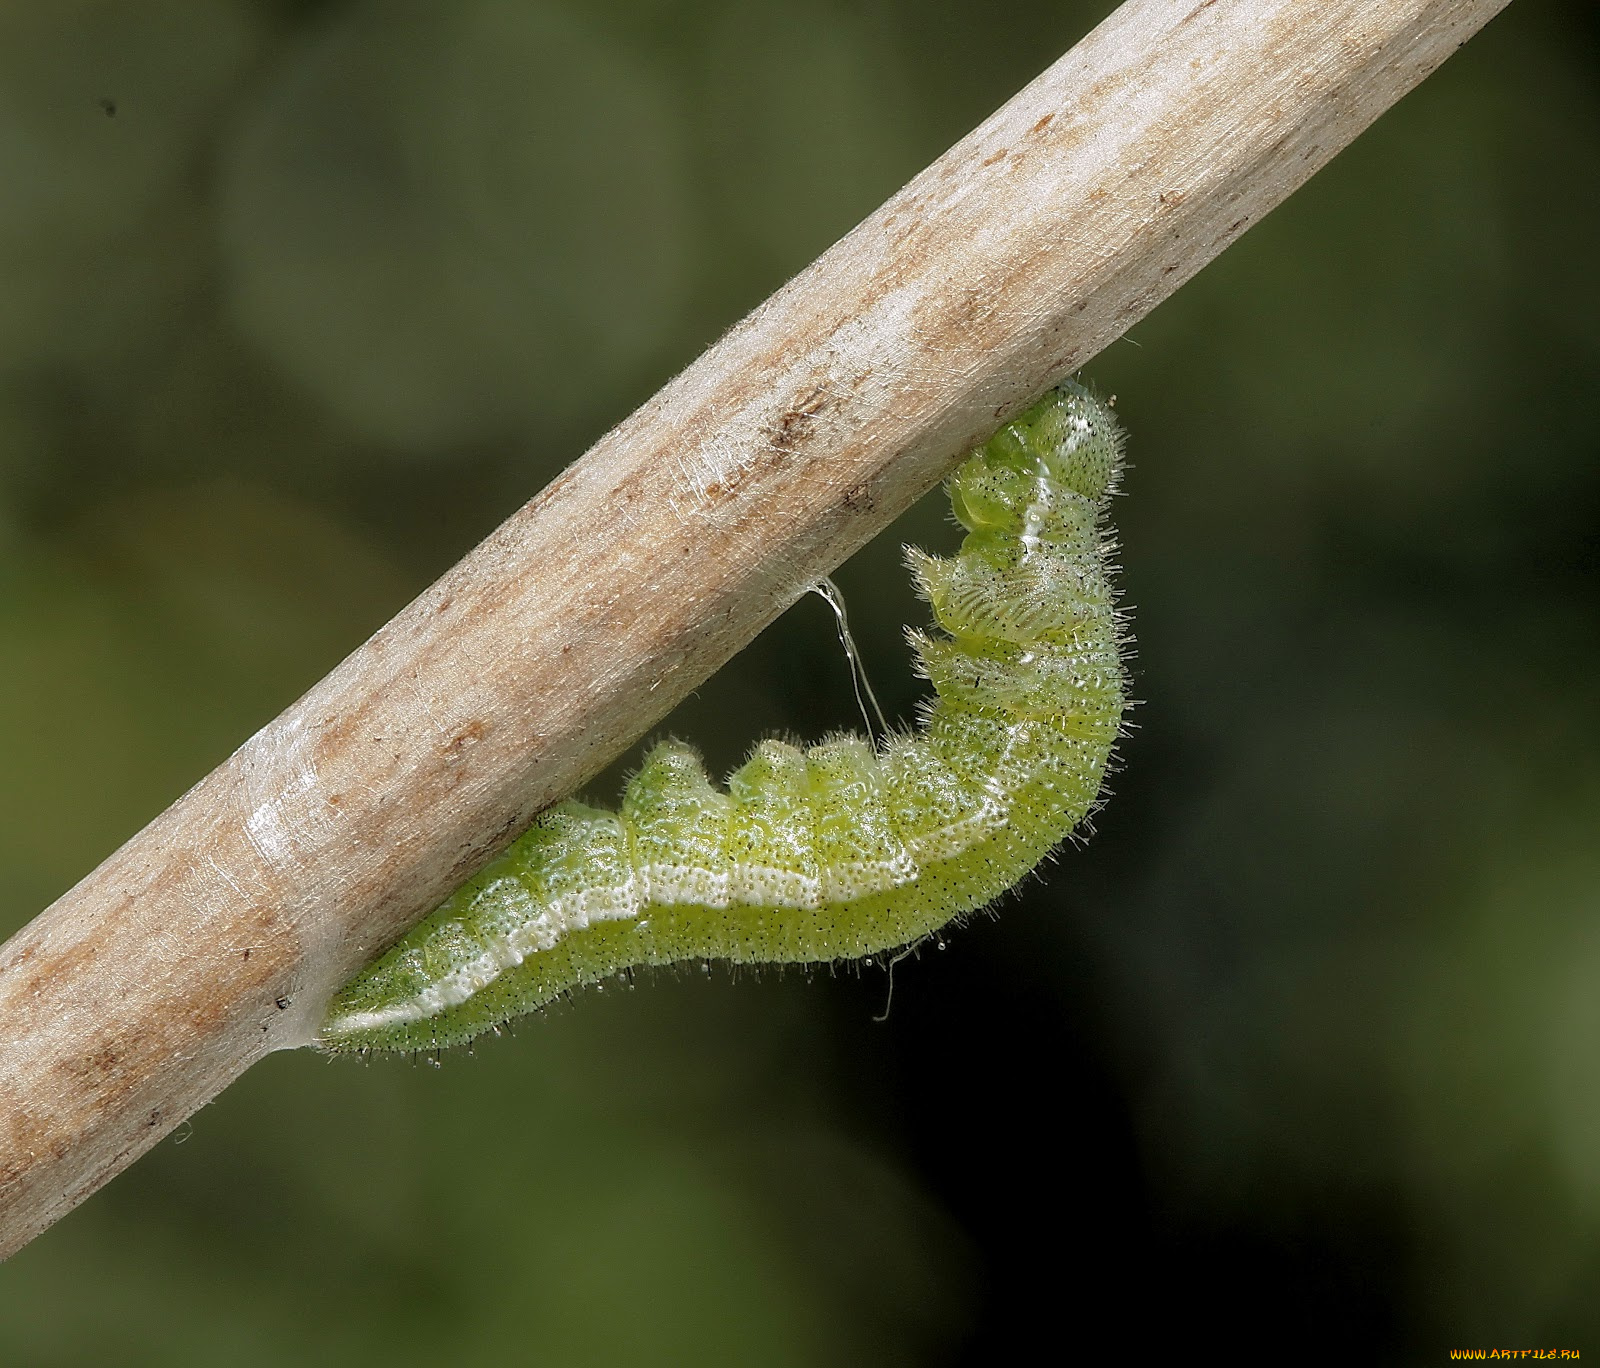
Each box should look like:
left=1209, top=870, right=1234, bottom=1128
left=0, top=0, right=1510, bottom=1258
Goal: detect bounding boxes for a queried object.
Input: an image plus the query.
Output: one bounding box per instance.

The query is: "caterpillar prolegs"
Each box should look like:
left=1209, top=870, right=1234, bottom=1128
left=319, top=381, right=1129, bottom=1053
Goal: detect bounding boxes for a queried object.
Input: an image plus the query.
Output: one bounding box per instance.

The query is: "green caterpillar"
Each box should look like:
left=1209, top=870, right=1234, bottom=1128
left=319, top=380, right=1129, bottom=1053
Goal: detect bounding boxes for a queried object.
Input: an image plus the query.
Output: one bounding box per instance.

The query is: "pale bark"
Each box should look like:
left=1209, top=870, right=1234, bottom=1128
left=0, top=0, right=1512, bottom=1257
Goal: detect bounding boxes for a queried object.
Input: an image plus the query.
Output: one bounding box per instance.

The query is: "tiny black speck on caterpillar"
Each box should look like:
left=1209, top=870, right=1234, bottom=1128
left=319, top=379, right=1130, bottom=1053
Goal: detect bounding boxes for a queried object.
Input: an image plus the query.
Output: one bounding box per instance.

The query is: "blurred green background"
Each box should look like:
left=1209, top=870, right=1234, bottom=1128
left=1, top=0, right=1596, bottom=1362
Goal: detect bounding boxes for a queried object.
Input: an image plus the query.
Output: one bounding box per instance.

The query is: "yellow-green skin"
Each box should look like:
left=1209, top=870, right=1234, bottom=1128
left=319, top=381, right=1128, bottom=1052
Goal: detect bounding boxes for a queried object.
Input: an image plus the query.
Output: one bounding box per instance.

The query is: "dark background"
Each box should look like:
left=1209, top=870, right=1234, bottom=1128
left=1, top=1, right=1597, bottom=1363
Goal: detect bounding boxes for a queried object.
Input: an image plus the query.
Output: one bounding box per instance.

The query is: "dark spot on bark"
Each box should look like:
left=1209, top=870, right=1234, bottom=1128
left=981, top=148, right=1007, bottom=167
left=275, top=996, right=291, bottom=1010
left=447, top=720, right=486, bottom=756
left=1030, top=113, right=1054, bottom=135
left=768, top=385, right=828, bottom=452
left=73, top=1047, right=121, bottom=1078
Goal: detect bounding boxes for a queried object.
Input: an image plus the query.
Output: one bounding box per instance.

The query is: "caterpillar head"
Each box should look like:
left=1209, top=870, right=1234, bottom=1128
left=913, top=381, right=1123, bottom=644
left=949, top=380, right=1122, bottom=539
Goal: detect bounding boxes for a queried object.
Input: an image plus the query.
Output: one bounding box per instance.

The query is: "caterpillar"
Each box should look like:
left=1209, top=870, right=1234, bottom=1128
left=318, top=380, right=1129, bottom=1053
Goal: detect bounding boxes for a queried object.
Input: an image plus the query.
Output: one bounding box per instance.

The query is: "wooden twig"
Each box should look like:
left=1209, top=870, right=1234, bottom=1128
left=0, top=0, right=1510, bottom=1258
